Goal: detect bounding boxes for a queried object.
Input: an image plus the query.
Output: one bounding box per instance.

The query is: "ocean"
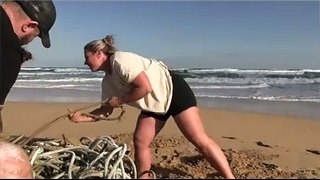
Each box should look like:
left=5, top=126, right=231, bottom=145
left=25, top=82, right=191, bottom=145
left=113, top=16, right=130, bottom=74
left=7, top=67, right=320, bottom=120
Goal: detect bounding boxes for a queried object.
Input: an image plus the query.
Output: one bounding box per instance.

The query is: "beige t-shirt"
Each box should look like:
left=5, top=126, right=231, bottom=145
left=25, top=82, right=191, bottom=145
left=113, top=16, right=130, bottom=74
left=101, top=51, right=173, bottom=114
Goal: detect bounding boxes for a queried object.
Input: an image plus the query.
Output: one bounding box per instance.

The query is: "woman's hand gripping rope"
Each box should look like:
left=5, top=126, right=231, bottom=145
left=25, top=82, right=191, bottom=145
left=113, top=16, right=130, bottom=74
left=68, top=105, right=125, bottom=122
left=19, top=98, right=125, bottom=146
left=68, top=97, right=125, bottom=123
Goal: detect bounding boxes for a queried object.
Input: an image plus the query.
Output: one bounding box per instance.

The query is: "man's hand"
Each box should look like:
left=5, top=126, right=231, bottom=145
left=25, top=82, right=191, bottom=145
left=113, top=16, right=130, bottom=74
left=21, top=48, right=32, bottom=63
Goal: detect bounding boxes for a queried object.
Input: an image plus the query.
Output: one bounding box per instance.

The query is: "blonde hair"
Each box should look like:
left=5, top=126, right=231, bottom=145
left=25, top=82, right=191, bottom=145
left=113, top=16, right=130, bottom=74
left=84, top=35, right=117, bottom=56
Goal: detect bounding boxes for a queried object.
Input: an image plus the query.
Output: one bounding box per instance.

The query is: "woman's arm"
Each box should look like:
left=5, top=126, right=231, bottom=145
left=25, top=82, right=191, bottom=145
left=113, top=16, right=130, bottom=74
left=123, top=71, right=152, bottom=103
left=108, top=71, right=152, bottom=107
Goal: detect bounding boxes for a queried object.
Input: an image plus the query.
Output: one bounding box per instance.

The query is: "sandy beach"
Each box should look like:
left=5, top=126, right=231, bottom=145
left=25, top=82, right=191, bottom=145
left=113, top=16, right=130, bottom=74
left=2, top=101, right=320, bottom=178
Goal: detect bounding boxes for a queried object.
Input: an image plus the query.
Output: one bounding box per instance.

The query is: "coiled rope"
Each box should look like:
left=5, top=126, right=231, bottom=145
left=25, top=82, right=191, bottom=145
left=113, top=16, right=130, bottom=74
left=7, top=99, right=140, bottom=179
left=10, top=135, right=137, bottom=179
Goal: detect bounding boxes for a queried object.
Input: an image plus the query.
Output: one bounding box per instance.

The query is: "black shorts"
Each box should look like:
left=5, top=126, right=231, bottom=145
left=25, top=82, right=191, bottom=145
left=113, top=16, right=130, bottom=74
left=141, top=71, right=197, bottom=121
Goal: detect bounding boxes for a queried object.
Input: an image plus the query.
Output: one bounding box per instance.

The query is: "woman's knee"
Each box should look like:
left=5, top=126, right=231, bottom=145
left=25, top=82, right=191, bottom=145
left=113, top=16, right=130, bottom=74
left=189, top=135, right=215, bottom=151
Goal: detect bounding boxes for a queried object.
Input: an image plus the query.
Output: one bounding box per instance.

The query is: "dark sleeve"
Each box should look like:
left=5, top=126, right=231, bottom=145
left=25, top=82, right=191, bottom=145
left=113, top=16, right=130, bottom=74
left=0, top=47, right=22, bottom=105
left=0, top=9, right=23, bottom=105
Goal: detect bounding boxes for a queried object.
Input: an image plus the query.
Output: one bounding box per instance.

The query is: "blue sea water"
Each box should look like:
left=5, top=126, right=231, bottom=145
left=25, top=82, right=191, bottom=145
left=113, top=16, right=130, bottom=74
left=7, top=67, right=320, bottom=120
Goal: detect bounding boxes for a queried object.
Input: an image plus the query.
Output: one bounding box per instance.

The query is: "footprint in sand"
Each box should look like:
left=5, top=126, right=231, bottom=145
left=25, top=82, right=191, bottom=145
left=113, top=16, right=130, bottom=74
left=255, top=141, right=286, bottom=151
left=221, top=136, right=244, bottom=143
left=306, top=149, right=320, bottom=155
left=255, top=141, right=273, bottom=148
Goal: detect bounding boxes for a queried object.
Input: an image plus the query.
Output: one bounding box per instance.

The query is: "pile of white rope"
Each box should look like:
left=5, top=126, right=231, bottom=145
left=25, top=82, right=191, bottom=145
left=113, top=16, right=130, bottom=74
left=12, top=135, right=137, bottom=179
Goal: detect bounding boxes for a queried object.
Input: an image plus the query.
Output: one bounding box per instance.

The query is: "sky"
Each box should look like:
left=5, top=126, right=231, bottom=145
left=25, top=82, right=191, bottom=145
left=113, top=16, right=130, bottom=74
left=24, top=0, right=320, bottom=69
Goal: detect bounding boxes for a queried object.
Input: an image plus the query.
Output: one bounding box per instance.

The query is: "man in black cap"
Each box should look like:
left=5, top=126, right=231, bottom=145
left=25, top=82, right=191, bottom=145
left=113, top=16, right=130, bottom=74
left=0, top=0, right=57, bottom=133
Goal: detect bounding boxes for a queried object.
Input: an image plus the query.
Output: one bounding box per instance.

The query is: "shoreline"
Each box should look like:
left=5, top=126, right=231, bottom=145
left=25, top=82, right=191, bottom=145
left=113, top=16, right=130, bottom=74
left=7, top=87, right=320, bottom=120
left=197, top=97, right=320, bottom=121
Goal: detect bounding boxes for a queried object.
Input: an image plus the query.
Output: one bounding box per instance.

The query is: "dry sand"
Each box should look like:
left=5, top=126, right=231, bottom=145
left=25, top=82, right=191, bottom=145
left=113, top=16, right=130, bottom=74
left=2, top=101, right=320, bottom=178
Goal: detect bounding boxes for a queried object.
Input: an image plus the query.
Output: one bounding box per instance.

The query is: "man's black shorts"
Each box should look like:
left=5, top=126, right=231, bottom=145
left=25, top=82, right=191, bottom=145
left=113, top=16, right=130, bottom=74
left=141, top=71, right=197, bottom=121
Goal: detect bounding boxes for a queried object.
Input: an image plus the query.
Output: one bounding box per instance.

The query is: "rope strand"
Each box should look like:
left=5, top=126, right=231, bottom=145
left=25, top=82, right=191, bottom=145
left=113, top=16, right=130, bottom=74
left=20, top=98, right=125, bottom=146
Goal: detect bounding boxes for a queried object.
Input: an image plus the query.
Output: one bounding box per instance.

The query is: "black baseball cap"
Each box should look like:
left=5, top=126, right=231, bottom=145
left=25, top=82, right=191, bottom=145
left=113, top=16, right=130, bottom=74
left=16, top=0, right=56, bottom=48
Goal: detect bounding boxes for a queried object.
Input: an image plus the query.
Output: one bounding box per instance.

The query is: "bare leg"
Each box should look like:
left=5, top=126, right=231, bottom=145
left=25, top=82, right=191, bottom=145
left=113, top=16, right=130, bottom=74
left=0, top=110, right=3, bottom=133
left=133, top=113, right=166, bottom=179
left=174, top=107, right=235, bottom=179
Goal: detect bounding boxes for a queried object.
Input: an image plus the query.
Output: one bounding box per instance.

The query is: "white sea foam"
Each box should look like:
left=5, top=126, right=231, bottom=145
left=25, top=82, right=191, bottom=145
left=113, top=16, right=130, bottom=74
left=14, top=67, right=320, bottom=103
